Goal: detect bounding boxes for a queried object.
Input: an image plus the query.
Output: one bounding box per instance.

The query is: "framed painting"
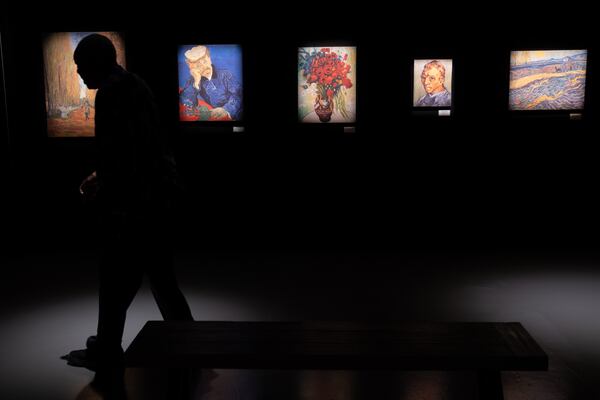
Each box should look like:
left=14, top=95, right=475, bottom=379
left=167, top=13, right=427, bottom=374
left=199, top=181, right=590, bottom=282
left=509, top=50, right=587, bottom=111
left=298, top=46, right=356, bottom=123
left=43, top=32, right=126, bottom=137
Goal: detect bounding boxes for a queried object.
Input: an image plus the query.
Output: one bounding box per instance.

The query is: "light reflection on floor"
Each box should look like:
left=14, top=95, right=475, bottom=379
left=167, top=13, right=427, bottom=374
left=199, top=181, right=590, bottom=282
left=1, top=254, right=599, bottom=399
left=0, top=289, right=264, bottom=400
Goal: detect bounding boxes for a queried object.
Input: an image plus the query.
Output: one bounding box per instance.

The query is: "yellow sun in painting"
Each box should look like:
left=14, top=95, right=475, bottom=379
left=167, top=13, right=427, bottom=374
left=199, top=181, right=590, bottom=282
left=513, top=51, right=547, bottom=65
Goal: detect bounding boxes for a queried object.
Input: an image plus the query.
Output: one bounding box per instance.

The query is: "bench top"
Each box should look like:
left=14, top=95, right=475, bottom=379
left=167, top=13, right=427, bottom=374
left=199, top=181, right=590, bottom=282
left=125, top=321, right=548, bottom=371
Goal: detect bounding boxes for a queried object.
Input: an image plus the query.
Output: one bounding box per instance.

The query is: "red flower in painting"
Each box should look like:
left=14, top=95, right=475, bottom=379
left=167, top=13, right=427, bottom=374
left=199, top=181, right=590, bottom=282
left=301, top=48, right=353, bottom=99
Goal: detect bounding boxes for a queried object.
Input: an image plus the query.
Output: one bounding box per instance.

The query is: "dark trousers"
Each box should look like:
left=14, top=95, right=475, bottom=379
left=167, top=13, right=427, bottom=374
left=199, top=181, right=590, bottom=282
left=96, top=212, right=193, bottom=360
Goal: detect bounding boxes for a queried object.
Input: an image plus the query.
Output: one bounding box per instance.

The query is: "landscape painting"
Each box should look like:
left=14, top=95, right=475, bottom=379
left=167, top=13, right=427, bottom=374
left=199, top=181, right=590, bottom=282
left=43, top=32, right=126, bottom=137
left=509, top=50, right=587, bottom=111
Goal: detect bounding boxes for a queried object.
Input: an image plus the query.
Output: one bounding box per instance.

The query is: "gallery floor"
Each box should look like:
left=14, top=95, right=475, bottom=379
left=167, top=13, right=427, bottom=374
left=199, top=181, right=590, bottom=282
left=1, top=251, right=599, bottom=400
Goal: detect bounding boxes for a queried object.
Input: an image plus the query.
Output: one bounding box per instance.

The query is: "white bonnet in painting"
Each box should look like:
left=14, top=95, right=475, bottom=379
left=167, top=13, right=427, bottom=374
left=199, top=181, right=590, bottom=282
left=185, top=46, right=210, bottom=62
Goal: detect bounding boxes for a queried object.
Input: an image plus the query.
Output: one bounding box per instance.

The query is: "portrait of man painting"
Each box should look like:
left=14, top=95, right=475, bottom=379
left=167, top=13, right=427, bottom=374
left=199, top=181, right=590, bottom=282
left=178, top=44, right=243, bottom=122
left=298, top=46, right=356, bottom=123
left=43, top=32, right=126, bottom=137
left=413, top=59, right=452, bottom=108
left=509, top=50, right=587, bottom=110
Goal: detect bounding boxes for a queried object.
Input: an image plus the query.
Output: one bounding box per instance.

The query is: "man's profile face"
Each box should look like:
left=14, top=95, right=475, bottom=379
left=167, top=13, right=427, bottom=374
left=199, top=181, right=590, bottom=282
left=76, top=60, right=102, bottom=89
left=421, top=67, right=445, bottom=94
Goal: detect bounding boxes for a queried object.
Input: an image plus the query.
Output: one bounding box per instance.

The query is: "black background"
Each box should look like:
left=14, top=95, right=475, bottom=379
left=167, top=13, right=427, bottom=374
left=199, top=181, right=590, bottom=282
left=1, top=3, right=598, bottom=257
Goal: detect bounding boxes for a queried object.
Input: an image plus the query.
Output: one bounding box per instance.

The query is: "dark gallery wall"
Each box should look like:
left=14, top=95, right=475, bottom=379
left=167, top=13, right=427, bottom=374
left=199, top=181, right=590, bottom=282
left=1, top=5, right=598, bottom=258
left=1, top=29, right=7, bottom=175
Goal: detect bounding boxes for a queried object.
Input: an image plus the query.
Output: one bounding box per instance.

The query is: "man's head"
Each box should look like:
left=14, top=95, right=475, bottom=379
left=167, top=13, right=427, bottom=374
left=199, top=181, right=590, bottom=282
left=420, top=60, right=446, bottom=95
left=185, top=46, right=213, bottom=86
left=73, top=34, right=118, bottom=89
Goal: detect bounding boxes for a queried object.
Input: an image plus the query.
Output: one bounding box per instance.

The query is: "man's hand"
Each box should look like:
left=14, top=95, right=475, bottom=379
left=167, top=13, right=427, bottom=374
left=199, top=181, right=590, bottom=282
left=79, top=171, right=99, bottom=202
left=191, top=69, right=202, bottom=90
left=210, top=107, right=231, bottom=120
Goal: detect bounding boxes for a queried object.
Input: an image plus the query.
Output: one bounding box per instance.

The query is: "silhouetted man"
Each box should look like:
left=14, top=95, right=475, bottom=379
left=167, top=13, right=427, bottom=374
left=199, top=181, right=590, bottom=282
left=62, top=33, right=194, bottom=397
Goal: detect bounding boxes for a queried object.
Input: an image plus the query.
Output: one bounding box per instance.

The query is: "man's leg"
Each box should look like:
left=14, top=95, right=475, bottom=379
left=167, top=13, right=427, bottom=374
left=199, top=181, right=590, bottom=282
left=145, top=247, right=193, bottom=321
left=142, top=210, right=194, bottom=321
left=96, top=240, right=145, bottom=359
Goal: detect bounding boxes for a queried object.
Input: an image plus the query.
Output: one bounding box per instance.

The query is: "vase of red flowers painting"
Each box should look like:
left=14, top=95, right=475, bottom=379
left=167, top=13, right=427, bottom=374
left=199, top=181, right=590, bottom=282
left=299, top=47, right=354, bottom=123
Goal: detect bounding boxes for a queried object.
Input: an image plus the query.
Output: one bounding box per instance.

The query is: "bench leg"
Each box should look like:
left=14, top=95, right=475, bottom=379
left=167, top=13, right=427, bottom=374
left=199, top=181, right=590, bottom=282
left=477, top=370, right=504, bottom=400
left=167, top=368, right=198, bottom=399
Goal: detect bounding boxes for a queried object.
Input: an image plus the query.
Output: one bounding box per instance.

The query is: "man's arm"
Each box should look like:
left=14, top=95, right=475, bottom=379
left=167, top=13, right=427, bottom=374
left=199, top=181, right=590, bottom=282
left=79, top=171, right=99, bottom=202
left=221, top=71, right=242, bottom=120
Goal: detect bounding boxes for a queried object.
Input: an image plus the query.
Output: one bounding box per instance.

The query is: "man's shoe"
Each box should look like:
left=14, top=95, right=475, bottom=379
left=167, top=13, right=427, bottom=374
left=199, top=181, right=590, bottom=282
left=86, top=335, right=98, bottom=350
left=61, top=348, right=98, bottom=371
left=61, top=335, right=119, bottom=371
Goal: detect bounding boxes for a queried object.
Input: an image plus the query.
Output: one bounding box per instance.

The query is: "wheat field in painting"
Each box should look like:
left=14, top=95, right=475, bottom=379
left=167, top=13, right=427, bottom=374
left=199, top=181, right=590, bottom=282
left=509, top=50, right=587, bottom=111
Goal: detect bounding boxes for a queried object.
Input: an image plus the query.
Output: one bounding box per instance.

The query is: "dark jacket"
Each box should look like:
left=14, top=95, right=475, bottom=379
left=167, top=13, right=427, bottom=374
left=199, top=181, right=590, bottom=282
left=95, top=66, right=178, bottom=219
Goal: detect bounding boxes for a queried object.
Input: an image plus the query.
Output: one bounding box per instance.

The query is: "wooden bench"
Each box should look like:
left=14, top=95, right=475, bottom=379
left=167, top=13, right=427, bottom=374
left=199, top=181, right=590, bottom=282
left=125, top=321, right=548, bottom=400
